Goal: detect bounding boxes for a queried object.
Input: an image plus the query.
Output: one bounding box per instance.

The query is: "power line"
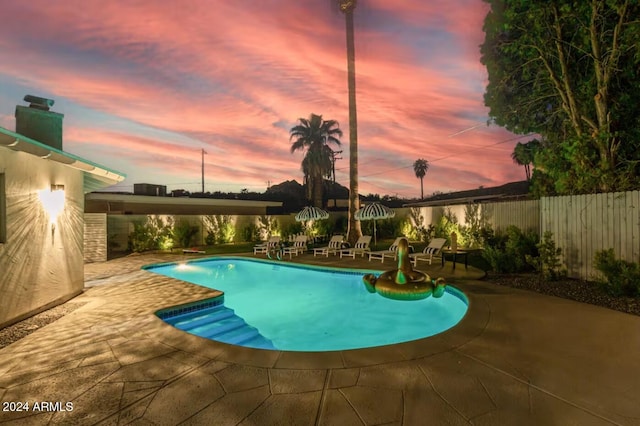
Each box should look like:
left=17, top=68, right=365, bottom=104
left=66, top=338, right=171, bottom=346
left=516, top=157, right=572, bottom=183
left=359, top=133, right=534, bottom=179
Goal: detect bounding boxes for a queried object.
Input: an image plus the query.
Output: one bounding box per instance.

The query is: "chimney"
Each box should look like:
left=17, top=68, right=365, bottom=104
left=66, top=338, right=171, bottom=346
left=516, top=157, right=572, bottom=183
left=15, top=95, right=64, bottom=150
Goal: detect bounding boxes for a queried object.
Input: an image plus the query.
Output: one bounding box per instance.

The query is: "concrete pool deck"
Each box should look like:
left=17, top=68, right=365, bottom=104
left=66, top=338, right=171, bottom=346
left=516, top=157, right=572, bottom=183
left=0, top=252, right=639, bottom=425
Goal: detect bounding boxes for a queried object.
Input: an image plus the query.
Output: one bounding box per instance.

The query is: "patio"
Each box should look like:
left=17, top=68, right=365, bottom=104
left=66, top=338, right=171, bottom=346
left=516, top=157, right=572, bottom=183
left=0, top=252, right=639, bottom=425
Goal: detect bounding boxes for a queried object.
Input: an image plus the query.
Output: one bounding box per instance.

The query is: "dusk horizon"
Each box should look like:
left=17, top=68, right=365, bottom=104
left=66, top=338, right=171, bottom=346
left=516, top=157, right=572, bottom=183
left=0, top=0, right=533, bottom=199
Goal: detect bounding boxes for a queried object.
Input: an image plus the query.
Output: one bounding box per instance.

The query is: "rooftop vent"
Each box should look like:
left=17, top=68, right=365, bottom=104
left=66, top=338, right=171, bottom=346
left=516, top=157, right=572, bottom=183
left=23, top=95, right=55, bottom=111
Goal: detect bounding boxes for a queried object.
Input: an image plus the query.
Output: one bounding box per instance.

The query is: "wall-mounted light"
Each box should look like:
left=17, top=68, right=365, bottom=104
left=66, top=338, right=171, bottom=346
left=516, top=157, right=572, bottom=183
left=38, top=184, right=65, bottom=227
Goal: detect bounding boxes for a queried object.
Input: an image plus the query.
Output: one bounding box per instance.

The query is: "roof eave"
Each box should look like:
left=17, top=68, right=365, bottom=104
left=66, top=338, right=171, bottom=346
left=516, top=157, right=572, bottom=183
left=0, top=127, right=126, bottom=193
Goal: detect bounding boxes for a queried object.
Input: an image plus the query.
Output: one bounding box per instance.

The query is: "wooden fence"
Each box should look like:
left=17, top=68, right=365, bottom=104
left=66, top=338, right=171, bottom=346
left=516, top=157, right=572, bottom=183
left=541, top=191, right=640, bottom=280
left=411, top=199, right=540, bottom=234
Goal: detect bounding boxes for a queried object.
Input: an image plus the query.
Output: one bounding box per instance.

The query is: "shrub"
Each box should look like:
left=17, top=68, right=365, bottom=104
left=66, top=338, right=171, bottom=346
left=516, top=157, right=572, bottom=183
left=377, top=216, right=404, bottom=239
left=481, top=225, right=538, bottom=273
left=482, top=246, right=513, bottom=273
left=173, top=219, right=199, bottom=248
left=434, top=208, right=462, bottom=247
left=406, top=208, right=435, bottom=242
left=257, top=215, right=280, bottom=240
left=282, top=221, right=304, bottom=239
left=593, top=249, right=640, bottom=297
left=460, top=203, right=488, bottom=248
left=505, top=226, right=539, bottom=272
left=310, top=218, right=333, bottom=238
left=333, top=215, right=348, bottom=234
left=128, top=215, right=173, bottom=252
left=242, top=223, right=259, bottom=242
left=525, top=231, right=565, bottom=281
left=202, top=215, right=236, bottom=244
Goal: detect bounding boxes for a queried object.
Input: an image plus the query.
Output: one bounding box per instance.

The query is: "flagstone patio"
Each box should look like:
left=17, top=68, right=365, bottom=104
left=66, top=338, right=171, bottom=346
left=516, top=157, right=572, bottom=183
left=0, top=252, right=638, bottom=425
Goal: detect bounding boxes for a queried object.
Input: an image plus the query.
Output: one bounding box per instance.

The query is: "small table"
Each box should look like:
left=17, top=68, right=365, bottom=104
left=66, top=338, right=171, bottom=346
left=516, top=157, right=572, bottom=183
left=441, top=250, right=468, bottom=270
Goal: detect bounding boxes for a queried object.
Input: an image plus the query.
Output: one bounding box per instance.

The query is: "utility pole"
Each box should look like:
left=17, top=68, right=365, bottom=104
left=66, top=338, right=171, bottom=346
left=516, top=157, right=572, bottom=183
left=330, top=150, right=343, bottom=208
left=201, top=148, right=207, bottom=193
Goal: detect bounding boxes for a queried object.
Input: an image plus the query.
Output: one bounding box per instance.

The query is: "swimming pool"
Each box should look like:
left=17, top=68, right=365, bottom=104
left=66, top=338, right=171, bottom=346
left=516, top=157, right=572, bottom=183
left=148, top=258, right=468, bottom=352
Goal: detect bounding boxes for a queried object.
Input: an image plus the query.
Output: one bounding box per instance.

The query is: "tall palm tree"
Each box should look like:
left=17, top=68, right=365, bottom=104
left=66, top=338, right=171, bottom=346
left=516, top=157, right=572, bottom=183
left=290, top=114, right=342, bottom=207
left=413, top=158, right=429, bottom=199
left=338, top=0, right=362, bottom=245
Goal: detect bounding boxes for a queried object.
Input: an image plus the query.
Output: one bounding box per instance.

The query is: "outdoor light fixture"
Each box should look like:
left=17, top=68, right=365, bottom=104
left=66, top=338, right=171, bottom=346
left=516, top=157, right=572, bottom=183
left=38, top=184, right=65, bottom=235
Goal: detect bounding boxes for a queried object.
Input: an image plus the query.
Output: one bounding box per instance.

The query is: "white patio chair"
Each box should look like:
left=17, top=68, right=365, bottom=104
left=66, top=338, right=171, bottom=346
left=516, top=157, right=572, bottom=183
left=282, top=235, right=308, bottom=259
left=410, top=238, right=447, bottom=267
left=339, top=235, right=372, bottom=259
left=253, top=236, right=281, bottom=255
left=313, top=235, right=345, bottom=257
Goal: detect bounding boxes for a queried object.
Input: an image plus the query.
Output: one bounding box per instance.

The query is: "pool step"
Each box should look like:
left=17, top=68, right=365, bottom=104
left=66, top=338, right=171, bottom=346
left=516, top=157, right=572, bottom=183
left=165, top=304, right=230, bottom=326
left=167, top=305, right=276, bottom=350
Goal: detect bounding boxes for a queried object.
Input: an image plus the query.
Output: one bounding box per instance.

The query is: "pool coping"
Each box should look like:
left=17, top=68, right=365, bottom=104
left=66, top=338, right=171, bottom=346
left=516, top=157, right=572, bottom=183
left=145, top=256, right=489, bottom=369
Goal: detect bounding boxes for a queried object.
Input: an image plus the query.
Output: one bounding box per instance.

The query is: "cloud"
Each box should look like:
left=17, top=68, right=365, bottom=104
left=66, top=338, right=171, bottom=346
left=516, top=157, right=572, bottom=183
left=0, top=0, right=523, bottom=198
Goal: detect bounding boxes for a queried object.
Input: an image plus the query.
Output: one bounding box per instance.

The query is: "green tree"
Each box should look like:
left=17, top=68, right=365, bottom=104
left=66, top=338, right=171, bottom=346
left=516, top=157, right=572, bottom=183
left=413, top=158, right=429, bottom=199
left=482, top=0, right=640, bottom=194
left=338, top=0, right=362, bottom=245
left=290, top=113, right=342, bottom=207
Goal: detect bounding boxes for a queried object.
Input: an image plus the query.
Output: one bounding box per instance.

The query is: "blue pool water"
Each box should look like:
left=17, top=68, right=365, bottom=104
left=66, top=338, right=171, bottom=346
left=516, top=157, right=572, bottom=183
left=148, top=258, right=468, bottom=352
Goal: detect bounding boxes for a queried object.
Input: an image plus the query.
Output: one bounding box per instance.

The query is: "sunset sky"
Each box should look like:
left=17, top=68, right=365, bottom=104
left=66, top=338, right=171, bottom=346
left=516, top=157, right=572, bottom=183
left=0, top=0, right=533, bottom=199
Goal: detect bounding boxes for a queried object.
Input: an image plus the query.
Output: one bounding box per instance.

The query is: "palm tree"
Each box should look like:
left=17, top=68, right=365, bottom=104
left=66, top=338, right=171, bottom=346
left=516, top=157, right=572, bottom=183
left=290, top=114, right=342, bottom=207
left=511, top=139, right=540, bottom=180
left=338, top=0, right=362, bottom=245
left=413, top=158, right=429, bottom=199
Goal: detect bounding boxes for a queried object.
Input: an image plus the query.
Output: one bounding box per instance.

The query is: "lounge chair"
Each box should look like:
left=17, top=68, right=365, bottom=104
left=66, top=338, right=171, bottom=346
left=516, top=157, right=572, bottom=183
left=410, top=238, right=447, bottom=267
left=313, top=235, right=345, bottom=257
left=253, top=236, right=281, bottom=255
left=282, top=235, right=308, bottom=259
left=368, top=237, right=406, bottom=263
left=339, top=235, right=372, bottom=259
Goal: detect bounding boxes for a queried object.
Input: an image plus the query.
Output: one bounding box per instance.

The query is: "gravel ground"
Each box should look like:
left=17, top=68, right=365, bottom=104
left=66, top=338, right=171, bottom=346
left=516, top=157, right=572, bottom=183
left=485, top=273, right=640, bottom=317
left=0, top=302, right=86, bottom=349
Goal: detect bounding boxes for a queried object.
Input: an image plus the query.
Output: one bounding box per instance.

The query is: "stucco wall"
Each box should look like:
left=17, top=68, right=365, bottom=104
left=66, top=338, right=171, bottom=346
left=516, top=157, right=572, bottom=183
left=0, top=149, right=85, bottom=328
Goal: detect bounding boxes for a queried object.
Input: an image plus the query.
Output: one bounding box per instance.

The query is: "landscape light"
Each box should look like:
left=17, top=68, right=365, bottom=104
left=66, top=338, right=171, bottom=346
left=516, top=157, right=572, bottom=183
left=38, top=184, right=65, bottom=225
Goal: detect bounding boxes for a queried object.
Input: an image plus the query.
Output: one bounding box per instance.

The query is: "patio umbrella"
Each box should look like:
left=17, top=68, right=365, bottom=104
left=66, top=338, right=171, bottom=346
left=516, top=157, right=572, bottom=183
left=295, top=206, right=329, bottom=222
left=354, top=202, right=396, bottom=246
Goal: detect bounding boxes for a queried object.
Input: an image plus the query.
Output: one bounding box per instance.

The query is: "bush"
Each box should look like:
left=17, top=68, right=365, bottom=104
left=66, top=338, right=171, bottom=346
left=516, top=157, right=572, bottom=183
left=405, top=208, right=435, bottom=242
left=434, top=208, right=462, bottom=247
left=309, top=218, right=333, bottom=238
left=173, top=219, right=199, bottom=248
left=202, top=215, right=236, bottom=244
left=128, top=215, right=173, bottom=252
left=525, top=231, right=565, bottom=281
left=333, top=215, right=348, bottom=234
left=460, top=203, right=488, bottom=248
left=281, top=221, right=304, bottom=239
left=505, top=226, right=539, bottom=272
left=593, top=249, right=640, bottom=297
left=242, top=223, right=259, bottom=242
left=481, top=225, right=538, bottom=273
left=482, top=246, right=513, bottom=273
left=257, top=215, right=280, bottom=240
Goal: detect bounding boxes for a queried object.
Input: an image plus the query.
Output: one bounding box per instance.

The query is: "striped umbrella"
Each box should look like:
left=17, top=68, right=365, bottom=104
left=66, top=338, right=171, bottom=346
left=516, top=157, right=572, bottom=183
left=295, top=206, right=329, bottom=222
left=354, top=202, right=396, bottom=245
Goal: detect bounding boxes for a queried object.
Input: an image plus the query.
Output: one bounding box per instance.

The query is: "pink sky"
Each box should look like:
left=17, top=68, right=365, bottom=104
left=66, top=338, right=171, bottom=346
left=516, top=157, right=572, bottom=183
left=0, top=0, right=532, bottom=198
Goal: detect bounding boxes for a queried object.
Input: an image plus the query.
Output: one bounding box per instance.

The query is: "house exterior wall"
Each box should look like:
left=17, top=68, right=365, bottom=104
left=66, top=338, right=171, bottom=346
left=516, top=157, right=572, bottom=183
left=0, top=149, right=85, bottom=328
